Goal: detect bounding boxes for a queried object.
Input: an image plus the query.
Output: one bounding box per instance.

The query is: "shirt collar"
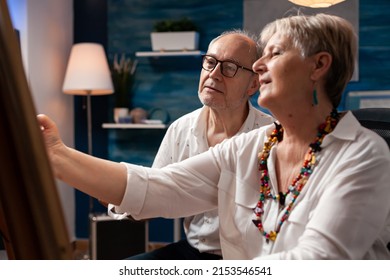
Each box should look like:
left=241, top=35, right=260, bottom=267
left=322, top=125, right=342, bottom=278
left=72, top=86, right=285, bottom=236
left=192, top=106, right=209, bottom=137
left=263, top=111, right=361, bottom=148
left=241, top=102, right=257, bottom=133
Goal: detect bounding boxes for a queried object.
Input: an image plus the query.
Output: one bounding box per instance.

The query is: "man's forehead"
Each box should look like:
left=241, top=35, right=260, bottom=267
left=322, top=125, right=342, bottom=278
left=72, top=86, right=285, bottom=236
left=208, top=36, right=255, bottom=62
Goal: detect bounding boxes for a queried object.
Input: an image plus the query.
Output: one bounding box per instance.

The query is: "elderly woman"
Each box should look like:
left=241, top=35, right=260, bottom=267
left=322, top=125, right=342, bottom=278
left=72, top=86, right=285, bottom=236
left=38, top=13, right=390, bottom=259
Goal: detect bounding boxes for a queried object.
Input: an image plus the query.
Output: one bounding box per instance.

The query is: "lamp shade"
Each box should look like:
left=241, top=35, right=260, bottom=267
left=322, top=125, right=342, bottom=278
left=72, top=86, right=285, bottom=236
left=289, top=0, right=345, bottom=8
left=63, top=43, right=114, bottom=95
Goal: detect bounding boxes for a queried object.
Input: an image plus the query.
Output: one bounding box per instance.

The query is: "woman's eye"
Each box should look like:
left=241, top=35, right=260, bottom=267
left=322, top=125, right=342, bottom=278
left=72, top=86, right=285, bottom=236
left=261, top=52, right=270, bottom=59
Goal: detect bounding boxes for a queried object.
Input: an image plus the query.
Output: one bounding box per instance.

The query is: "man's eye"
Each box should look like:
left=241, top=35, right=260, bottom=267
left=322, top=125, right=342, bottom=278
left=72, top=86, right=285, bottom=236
left=206, top=60, right=216, bottom=66
left=225, top=64, right=236, bottom=71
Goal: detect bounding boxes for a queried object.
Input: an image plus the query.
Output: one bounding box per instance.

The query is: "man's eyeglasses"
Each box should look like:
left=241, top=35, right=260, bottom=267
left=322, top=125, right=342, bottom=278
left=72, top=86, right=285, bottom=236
left=201, top=55, right=254, bottom=78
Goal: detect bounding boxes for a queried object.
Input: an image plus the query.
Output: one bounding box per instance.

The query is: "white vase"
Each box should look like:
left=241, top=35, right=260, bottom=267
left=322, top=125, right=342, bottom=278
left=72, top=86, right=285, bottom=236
left=114, top=108, right=129, bottom=123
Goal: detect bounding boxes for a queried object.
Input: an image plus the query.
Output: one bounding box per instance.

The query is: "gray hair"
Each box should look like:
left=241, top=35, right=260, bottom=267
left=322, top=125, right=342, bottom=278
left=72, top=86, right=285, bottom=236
left=208, top=29, right=262, bottom=62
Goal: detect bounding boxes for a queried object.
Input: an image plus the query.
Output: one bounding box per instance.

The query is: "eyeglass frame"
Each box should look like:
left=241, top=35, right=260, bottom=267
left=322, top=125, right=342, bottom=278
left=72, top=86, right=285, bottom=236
left=201, top=54, right=255, bottom=78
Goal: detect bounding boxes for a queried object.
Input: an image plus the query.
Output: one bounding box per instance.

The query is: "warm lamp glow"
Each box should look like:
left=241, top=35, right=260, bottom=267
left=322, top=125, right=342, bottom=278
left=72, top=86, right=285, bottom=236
left=62, top=43, right=114, bottom=219
left=62, top=42, right=114, bottom=158
left=289, top=0, right=345, bottom=8
left=63, top=43, right=113, bottom=95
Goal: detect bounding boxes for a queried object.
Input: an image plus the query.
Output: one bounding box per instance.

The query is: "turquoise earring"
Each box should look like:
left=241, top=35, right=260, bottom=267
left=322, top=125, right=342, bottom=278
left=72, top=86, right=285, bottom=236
left=312, top=90, right=318, bottom=106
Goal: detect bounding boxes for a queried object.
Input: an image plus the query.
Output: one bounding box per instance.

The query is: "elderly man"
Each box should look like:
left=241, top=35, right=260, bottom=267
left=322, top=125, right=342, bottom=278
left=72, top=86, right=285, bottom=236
left=124, top=30, right=273, bottom=259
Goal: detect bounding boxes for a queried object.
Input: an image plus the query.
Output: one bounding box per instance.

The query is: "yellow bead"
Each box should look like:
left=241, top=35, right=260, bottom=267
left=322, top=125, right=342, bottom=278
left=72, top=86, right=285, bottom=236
left=311, top=154, right=316, bottom=164
left=269, top=231, right=277, bottom=241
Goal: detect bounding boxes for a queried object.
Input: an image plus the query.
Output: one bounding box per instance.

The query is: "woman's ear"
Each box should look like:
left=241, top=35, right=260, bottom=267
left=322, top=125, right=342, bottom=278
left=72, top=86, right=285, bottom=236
left=310, top=52, right=332, bottom=81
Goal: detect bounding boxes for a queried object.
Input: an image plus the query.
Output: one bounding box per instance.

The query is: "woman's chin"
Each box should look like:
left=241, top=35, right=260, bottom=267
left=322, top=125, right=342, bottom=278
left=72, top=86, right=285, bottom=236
left=257, top=94, right=270, bottom=108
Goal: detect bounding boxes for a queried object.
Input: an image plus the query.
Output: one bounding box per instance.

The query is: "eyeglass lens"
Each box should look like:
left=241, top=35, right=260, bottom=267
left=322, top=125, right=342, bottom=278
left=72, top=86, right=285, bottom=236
left=202, top=55, right=238, bottom=78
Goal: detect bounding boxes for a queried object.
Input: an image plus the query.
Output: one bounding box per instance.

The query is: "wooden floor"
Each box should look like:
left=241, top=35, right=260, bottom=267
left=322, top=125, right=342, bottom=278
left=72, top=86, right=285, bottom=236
left=72, top=239, right=168, bottom=260
left=0, top=241, right=89, bottom=260
left=72, top=239, right=90, bottom=260
left=0, top=240, right=168, bottom=260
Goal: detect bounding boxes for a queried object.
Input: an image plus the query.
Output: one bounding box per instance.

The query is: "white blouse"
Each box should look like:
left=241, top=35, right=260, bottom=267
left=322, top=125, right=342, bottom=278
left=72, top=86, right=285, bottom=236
left=114, top=111, right=390, bottom=259
left=151, top=103, right=273, bottom=254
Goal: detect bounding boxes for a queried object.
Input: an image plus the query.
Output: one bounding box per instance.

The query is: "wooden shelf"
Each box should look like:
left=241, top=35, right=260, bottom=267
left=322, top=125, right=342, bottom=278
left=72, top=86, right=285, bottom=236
left=135, top=50, right=204, bottom=57
left=102, top=123, right=167, bottom=129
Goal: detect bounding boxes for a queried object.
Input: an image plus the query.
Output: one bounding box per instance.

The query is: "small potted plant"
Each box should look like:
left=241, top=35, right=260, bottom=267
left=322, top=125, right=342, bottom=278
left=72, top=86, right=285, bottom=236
left=151, top=17, right=199, bottom=52
left=111, top=53, right=138, bottom=123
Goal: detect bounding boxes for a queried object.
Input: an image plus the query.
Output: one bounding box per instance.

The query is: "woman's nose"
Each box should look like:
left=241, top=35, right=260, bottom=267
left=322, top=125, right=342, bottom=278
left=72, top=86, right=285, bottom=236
left=252, top=58, right=266, bottom=75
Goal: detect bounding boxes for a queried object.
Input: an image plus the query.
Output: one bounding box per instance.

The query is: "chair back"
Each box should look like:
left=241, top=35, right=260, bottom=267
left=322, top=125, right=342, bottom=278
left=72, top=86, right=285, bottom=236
left=352, top=108, right=390, bottom=251
left=352, top=108, right=390, bottom=149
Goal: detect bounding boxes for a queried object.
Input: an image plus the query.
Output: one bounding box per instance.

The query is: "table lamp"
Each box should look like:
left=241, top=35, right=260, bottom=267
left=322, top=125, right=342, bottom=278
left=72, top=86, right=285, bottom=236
left=289, top=0, right=345, bottom=8
left=63, top=42, right=113, bottom=212
left=63, top=42, right=113, bottom=154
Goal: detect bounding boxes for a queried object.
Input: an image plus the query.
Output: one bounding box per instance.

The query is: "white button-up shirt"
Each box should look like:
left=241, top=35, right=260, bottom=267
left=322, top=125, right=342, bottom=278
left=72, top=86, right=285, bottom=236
left=151, top=103, right=274, bottom=254
left=114, top=111, right=390, bottom=259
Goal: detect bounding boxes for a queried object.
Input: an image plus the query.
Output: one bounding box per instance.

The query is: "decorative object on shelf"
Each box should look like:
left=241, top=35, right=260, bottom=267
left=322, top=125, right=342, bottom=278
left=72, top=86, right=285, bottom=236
left=151, top=17, right=199, bottom=52
left=148, top=107, right=170, bottom=124
left=102, top=107, right=170, bottom=128
left=114, top=107, right=130, bottom=123
left=102, top=123, right=167, bottom=129
left=288, top=0, right=345, bottom=8
left=130, top=107, right=148, bottom=124
left=135, top=50, right=204, bottom=57
left=111, top=53, right=138, bottom=121
left=63, top=42, right=113, bottom=212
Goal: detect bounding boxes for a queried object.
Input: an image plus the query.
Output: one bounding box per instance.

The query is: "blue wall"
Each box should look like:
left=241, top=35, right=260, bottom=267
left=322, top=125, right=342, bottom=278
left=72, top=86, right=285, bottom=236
left=73, top=0, right=110, bottom=238
left=74, top=0, right=390, bottom=241
left=106, top=0, right=243, bottom=242
left=342, top=0, right=390, bottom=108
left=107, top=0, right=244, bottom=122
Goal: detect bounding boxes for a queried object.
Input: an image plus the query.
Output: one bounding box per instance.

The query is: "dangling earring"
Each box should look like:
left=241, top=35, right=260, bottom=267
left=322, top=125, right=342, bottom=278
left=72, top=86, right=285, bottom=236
left=312, top=89, right=318, bottom=106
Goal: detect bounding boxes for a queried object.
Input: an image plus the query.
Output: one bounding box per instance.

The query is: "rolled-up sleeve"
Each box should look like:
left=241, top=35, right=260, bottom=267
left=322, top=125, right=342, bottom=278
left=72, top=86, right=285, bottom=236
left=114, top=150, right=221, bottom=220
left=114, top=163, right=150, bottom=216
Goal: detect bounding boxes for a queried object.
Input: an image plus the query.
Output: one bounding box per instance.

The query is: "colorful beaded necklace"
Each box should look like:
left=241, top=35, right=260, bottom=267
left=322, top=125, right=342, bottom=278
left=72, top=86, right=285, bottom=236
left=252, top=109, right=340, bottom=242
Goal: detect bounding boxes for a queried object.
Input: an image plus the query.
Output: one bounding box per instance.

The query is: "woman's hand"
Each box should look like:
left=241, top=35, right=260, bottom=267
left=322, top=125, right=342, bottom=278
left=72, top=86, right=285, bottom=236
left=37, top=114, right=69, bottom=178
left=37, top=114, right=65, bottom=153
left=36, top=114, right=127, bottom=205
